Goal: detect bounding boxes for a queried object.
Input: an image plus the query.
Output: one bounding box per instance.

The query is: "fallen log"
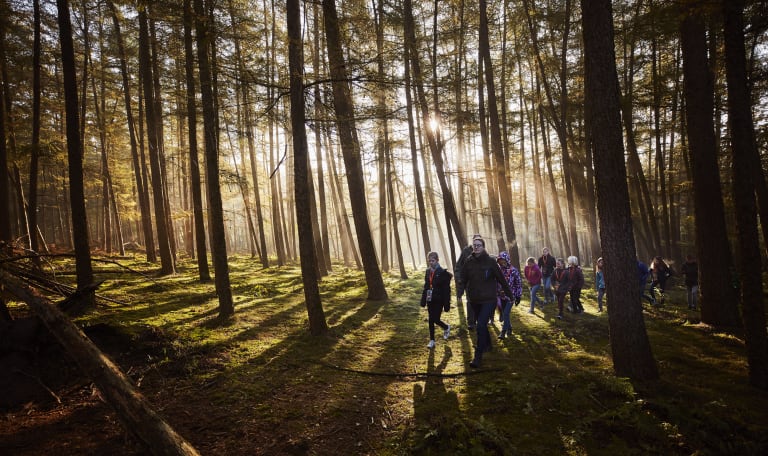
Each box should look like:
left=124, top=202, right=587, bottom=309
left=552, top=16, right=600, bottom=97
left=0, top=270, right=201, bottom=456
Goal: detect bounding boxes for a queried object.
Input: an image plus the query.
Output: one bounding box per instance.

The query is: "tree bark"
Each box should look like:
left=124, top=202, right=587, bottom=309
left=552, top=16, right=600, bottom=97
left=193, top=0, right=234, bottom=318
left=722, top=0, right=768, bottom=389
left=680, top=1, right=741, bottom=328
left=182, top=0, right=211, bottom=281
left=56, top=0, right=95, bottom=307
left=322, top=0, right=388, bottom=301
left=288, top=0, right=328, bottom=335
left=582, top=0, right=658, bottom=381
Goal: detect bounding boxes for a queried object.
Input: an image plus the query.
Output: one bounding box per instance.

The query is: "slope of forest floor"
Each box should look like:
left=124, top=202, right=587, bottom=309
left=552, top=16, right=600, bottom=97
left=1, top=255, right=767, bottom=455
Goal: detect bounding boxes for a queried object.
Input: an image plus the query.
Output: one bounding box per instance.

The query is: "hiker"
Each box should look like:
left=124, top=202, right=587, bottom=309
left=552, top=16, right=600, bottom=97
left=681, top=254, right=699, bottom=310
left=538, top=247, right=557, bottom=304
left=650, top=256, right=673, bottom=304
left=496, top=251, right=522, bottom=340
left=461, top=238, right=514, bottom=368
left=455, top=234, right=483, bottom=330
left=595, top=257, right=606, bottom=312
left=552, top=258, right=568, bottom=319
left=420, top=252, right=452, bottom=349
left=524, top=257, right=542, bottom=314
left=566, top=256, right=585, bottom=314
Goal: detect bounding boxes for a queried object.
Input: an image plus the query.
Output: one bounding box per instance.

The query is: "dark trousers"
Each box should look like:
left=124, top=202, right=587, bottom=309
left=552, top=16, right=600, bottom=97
left=472, top=301, right=496, bottom=364
left=466, top=299, right=476, bottom=328
left=570, top=287, right=583, bottom=312
left=427, top=301, right=448, bottom=340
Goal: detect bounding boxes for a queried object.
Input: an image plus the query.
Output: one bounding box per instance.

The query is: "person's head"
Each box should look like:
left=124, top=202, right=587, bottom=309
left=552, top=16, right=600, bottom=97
left=472, top=238, right=485, bottom=255
left=526, top=257, right=536, bottom=265
left=542, top=247, right=550, bottom=256
left=556, top=258, right=564, bottom=268
left=596, top=257, right=604, bottom=270
left=567, top=256, right=579, bottom=267
left=427, top=251, right=439, bottom=268
left=654, top=256, right=663, bottom=263
left=686, top=254, right=695, bottom=262
left=497, top=251, right=511, bottom=268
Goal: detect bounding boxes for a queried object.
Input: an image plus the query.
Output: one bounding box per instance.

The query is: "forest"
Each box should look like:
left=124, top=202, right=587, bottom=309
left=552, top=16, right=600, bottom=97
left=1, top=0, right=768, bottom=454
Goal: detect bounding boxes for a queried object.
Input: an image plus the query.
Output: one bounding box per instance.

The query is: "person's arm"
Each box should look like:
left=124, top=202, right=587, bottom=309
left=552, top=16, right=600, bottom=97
left=493, top=264, right=515, bottom=298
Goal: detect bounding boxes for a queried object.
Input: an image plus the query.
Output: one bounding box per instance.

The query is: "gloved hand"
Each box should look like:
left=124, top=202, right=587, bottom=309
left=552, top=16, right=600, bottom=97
left=515, top=297, right=521, bottom=306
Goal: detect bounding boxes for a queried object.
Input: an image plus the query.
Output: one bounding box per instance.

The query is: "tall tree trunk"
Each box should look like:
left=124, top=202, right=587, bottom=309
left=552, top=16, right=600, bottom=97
left=28, top=0, right=42, bottom=255
left=182, top=0, right=211, bottom=281
left=374, top=0, right=389, bottom=273
left=0, top=0, right=8, bottom=244
left=56, top=0, right=95, bottom=306
left=680, top=1, right=741, bottom=328
left=582, top=0, right=658, bottom=381
left=403, top=46, right=431, bottom=257
left=139, top=9, right=175, bottom=275
left=108, top=1, right=155, bottom=262
left=722, top=0, right=768, bottom=389
left=480, top=0, right=519, bottom=266
left=288, top=0, right=328, bottom=335
left=312, top=2, right=332, bottom=272
left=403, top=0, right=467, bottom=249
left=322, top=0, right=388, bottom=300
left=193, top=0, right=234, bottom=317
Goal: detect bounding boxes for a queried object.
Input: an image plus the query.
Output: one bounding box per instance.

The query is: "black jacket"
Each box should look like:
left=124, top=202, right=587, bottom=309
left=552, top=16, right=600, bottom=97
left=461, top=251, right=514, bottom=304
left=421, top=266, right=453, bottom=308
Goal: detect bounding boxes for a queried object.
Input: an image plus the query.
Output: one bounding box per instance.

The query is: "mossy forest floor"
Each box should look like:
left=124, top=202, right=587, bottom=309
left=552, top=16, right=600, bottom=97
left=1, top=255, right=767, bottom=455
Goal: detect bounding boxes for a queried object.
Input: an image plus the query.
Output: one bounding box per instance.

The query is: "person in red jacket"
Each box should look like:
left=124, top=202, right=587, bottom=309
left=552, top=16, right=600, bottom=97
left=524, top=257, right=542, bottom=314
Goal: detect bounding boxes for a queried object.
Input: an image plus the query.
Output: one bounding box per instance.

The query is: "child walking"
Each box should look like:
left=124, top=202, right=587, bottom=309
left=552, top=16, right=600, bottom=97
left=420, top=252, right=452, bottom=349
left=496, top=252, right=523, bottom=339
left=595, top=257, right=606, bottom=312
left=524, top=257, right=542, bottom=314
left=552, top=258, right=569, bottom=320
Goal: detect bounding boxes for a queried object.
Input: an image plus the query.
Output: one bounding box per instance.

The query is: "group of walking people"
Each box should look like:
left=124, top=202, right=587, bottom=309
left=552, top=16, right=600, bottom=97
left=420, top=237, right=588, bottom=368
left=420, top=236, right=700, bottom=368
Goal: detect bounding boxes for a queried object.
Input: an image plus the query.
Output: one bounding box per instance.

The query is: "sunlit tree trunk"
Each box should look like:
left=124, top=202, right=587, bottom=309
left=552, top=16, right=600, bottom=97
left=312, top=2, right=332, bottom=273
left=139, top=9, right=175, bottom=274
left=323, top=0, right=388, bottom=300
left=182, top=0, right=211, bottom=281
left=722, top=0, right=768, bottom=389
left=288, top=0, right=328, bottom=335
left=480, top=0, right=519, bottom=266
left=404, top=46, right=430, bottom=258
left=193, top=0, right=234, bottom=317
left=403, top=0, right=466, bottom=249
left=680, top=1, right=740, bottom=328
left=56, top=0, right=95, bottom=306
left=108, top=1, right=155, bottom=261
left=582, top=0, right=658, bottom=381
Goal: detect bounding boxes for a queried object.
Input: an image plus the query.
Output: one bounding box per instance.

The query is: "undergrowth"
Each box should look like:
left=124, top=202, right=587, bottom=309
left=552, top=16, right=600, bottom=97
left=6, top=255, right=768, bottom=455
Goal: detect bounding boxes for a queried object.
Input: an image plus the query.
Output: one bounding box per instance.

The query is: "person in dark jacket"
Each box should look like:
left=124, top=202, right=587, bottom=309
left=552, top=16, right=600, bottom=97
left=461, top=238, right=514, bottom=368
left=552, top=258, right=569, bottom=319
left=538, top=247, right=557, bottom=304
left=455, top=234, right=483, bottom=329
left=681, top=254, right=699, bottom=310
left=421, top=252, right=452, bottom=349
left=566, top=256, right=585, bottom=314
